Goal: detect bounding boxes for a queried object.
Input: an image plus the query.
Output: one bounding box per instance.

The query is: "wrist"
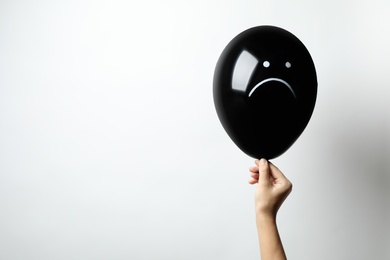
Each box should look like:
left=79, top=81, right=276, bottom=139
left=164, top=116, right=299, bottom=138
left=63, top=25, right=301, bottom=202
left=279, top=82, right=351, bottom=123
left=256, top=211, right=277, bottom=222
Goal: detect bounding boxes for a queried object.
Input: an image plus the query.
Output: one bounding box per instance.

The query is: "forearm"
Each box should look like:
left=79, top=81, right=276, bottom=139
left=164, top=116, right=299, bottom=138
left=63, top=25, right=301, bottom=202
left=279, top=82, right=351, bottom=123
left=256, top=214, right=287, bottom=260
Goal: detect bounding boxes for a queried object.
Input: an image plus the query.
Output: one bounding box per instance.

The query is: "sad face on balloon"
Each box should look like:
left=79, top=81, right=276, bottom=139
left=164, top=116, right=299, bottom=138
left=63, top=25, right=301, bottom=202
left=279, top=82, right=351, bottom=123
left=213, top=26, right=317, bottom=159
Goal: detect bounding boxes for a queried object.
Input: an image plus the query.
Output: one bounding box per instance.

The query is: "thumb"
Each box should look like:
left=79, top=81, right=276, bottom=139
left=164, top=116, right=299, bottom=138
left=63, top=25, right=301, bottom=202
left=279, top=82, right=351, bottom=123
left=258, top=158, right=270, bottom=183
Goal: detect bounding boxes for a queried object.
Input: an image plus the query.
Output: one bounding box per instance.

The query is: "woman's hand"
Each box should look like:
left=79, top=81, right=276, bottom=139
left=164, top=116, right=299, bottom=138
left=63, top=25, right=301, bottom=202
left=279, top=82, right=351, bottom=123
left=249, top=159, right=292, bottom=260
left=249, top=158, right=292, bottom=219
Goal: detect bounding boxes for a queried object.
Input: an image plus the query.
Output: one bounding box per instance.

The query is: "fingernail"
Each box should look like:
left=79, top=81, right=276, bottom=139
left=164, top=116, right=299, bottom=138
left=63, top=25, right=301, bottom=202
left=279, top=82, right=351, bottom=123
left=260, top=158, right=267, bottom=165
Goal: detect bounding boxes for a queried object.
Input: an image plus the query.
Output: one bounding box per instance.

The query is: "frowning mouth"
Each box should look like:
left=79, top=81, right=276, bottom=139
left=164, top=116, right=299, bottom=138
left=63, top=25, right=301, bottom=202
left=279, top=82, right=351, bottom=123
left=248, top=78, right=296, bottom=98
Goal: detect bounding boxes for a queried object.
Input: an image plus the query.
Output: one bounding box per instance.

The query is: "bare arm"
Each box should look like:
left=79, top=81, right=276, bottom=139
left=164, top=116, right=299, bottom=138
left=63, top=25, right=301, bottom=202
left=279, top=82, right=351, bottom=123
left=249, top=159, right=292, bottom=260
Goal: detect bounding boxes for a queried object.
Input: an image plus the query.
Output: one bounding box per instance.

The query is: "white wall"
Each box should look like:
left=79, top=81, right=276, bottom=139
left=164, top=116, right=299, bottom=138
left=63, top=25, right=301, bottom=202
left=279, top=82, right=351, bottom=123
left=0, top=1, right=389, bottom=259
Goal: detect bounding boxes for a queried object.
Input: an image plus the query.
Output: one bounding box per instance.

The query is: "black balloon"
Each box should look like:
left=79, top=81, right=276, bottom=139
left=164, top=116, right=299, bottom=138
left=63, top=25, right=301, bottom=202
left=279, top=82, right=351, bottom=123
left=213, top=26, right=317, bottom=159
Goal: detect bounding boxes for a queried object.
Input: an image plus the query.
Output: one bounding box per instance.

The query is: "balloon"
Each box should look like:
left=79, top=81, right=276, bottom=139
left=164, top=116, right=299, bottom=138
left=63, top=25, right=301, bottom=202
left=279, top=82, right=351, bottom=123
left=213, top=26, right=317, bottom=159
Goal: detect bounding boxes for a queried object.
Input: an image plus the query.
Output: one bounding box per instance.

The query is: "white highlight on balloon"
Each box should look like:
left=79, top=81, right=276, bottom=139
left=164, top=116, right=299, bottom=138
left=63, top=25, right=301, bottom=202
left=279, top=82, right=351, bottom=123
left=263, top=61, right=270, bottom=68
left=232, top=50, right=258, bottom=92
left=285, top=61, right=291, bottom=68
left=248, top=78, right=296, bottom=98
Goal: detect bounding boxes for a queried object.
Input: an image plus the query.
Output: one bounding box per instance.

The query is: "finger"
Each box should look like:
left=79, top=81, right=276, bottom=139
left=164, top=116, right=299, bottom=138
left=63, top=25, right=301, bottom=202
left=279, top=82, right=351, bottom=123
left=258, top=158, right=270, bottom=183
left=248, top=178, right=258, bottom=184
left=249, top=166, right=259, bottom=173
left=254, top=159, right=260, bottom=166
left=251, top=172, right=259, bottom=179
left=268, top=161, right=288, bottom=180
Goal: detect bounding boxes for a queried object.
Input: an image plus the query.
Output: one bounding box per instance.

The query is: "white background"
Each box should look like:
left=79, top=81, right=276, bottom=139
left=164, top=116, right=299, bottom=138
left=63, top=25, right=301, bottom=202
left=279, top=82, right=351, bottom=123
left=1, top=1, right=389, bottom=259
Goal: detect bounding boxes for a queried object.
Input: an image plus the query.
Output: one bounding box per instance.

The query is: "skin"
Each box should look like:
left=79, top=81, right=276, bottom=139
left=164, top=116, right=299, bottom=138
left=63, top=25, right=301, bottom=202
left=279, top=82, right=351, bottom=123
left=248, top=158, right=292, bottom=260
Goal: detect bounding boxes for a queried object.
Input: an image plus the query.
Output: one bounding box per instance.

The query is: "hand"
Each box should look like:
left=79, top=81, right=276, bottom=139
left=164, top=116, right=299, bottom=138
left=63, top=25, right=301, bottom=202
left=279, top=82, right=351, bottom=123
left=249, top=159, right=292, bottom=218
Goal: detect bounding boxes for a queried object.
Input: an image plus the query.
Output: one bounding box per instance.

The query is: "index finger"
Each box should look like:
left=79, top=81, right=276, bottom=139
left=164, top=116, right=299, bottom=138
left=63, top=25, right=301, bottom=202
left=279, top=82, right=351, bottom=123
left=268, top=161, right=288, bottom=180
